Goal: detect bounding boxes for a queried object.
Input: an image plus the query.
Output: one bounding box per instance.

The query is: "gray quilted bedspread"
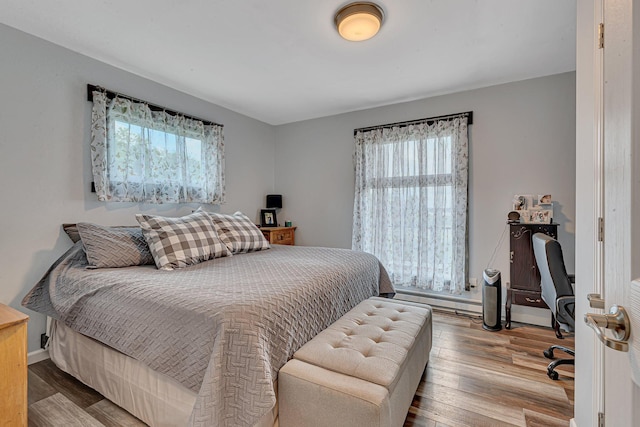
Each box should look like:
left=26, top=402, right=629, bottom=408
left=23, top=243, right=393, bottom=426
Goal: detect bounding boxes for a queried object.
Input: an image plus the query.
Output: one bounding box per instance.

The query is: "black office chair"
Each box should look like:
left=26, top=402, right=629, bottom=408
left=532, top=233, right=575, bottom=380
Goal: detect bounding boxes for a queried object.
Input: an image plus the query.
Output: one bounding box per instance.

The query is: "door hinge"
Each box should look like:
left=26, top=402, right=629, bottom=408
left=598, top=217, right=604, bottom=242
left=598, top=411, right=605, bottom=427
left=598, top=23, right=604, bottom=49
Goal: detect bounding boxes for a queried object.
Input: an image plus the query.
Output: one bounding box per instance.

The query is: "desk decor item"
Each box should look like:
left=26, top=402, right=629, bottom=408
left=507, top=211, right=520, bottom=223
left=511, top=194, right=553, bottom=224
left=530, top=209, right=553, bottom=224
left=538, top=194, right=552, bottom=205
left=512, top=194, right=531, bottom=211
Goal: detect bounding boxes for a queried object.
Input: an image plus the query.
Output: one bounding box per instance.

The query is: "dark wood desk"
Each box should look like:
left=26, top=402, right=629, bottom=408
left=505, top=223, right=558, bottom=329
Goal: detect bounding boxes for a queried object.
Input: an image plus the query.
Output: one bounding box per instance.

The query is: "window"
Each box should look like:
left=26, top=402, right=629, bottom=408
left=90, top=89, right=225, bottom=204
left=352, top=115, right=469, bottom=294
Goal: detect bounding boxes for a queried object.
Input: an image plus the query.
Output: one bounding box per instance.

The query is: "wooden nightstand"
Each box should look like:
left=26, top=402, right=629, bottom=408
left=261, top=226, right=297, bottom=245
left=0, top=304, right=29, bottom=426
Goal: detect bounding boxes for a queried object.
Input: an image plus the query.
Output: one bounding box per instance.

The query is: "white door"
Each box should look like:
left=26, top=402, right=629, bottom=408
left=589, top=0, right=640, bottom=425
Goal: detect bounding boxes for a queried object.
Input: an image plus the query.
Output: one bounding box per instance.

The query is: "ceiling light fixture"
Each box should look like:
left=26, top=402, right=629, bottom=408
left=334, top=2, right=384, bottom=42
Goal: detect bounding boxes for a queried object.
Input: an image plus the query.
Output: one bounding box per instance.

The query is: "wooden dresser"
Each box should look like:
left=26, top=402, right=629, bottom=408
left=261, top=226, right=296, bottom=245
left=505, top=223, right=558, bottom=329
left=0, top=304, right=29, bottom=426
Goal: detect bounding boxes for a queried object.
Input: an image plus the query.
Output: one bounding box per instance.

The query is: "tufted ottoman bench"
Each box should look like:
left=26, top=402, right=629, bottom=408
left=278, top=297, right=432, bottom=427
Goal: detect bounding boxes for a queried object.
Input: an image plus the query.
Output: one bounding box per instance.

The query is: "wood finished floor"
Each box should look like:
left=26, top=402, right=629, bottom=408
left=27, top=310, right=574, bottom=427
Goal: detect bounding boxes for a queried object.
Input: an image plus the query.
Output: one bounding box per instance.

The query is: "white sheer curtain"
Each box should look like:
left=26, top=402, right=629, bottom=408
left=352, top=116, right=469, bottom=294
left=90, top=90, right=225, bottom=204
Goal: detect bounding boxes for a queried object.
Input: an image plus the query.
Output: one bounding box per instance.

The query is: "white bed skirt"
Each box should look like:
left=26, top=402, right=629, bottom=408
left=49, top=320, right=279, bottom=427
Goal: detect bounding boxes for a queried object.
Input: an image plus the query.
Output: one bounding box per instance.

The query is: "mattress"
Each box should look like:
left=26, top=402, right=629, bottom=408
left=50, top=320, right=280, bottom=426
left=49, top=320, right=198, bottom=426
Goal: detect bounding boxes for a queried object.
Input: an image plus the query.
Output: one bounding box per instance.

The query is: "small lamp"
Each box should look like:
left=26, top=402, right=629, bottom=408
left=266, top=194, right=283, bottom=209
left=335, top=2, right=384, bottom=42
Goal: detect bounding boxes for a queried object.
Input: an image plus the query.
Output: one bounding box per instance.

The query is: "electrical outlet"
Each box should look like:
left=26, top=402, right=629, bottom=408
left=469, top=277, right=478, bottom=287
left=40, top=333, right=49, bottom=349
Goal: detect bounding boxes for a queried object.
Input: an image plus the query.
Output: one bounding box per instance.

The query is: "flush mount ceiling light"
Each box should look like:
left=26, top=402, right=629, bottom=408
left=335, top=2, right=384, bottom=42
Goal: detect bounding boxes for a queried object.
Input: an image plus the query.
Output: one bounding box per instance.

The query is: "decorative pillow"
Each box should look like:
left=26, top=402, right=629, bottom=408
left=208, top=211, right=270, bottom=253
left=64, top=223, right=132, bottom=243
left=63, top=223, right=82, bottom=243
left=77, top=222, right=155, bottom=269
left=136, top=211, right=230, bottom=270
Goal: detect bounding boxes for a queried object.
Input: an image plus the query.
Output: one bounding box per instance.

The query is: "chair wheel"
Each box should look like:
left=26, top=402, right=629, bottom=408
left=547, top=369, right=559, bottom=380
left=543, top=349, right=554, bottom=359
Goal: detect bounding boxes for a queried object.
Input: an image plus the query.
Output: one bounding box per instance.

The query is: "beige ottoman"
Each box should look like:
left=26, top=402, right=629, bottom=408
left=279, top=297, right=432, bottom=427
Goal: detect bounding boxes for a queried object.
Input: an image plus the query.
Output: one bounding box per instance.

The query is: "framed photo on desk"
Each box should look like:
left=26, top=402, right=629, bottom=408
left=260, top=209, right=278, bottom=227
left=531, top=209, right=552, bottom=224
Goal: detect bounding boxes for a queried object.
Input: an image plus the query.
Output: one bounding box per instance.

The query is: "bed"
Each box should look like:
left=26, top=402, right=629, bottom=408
left=23, top=241, right=393, bottom=426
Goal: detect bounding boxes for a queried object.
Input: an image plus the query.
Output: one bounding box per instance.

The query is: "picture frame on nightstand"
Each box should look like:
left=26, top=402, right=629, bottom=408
left=260, top=209, right=278, bottom=227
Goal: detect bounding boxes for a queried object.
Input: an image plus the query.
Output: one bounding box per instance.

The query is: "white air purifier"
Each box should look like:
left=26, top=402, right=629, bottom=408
left=482, top=268, right=502, bottom=331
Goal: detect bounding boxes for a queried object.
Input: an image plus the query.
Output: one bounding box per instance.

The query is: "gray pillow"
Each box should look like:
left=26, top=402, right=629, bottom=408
left=63, top=223, right=82, bottom=243
left=64, top=223, right=132, bottom=243
left=77, top=222, right=155, bottom=269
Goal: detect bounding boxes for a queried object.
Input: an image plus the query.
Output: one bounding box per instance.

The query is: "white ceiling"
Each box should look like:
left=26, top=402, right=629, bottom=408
left=0, top=0, right=576, bottom=125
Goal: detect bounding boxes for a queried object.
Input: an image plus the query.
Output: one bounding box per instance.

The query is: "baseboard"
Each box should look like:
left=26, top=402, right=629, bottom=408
left=28, top=348, right=50, bottom=365
left=570, top=418, right=577, bottom=427
left=394, top=289, right=551, bottom=327
left=397, top=288, right=483, bottom=305
left=394, top=290, right=482, bottom=315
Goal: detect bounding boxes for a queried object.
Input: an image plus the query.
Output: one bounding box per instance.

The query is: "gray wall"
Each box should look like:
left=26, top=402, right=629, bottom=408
left=274, top=72, right=576, bottom=315
left=0, top=24, right=276, bottom=352
left=0, top=21, right=576, bottom=353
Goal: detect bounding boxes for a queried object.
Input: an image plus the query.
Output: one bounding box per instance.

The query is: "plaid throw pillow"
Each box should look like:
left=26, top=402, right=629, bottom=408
left=136, top=211, right=230, bottom=270
left=208, top=211, right=270, bottom=253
